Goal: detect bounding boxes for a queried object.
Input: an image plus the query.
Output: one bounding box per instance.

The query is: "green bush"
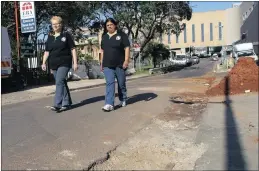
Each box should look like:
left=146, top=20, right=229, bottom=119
left=142, top=42, right=170, bottom=68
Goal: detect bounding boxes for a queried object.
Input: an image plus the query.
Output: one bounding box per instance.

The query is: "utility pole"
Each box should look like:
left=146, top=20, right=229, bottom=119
left=14, top=1, right=20, bottom=72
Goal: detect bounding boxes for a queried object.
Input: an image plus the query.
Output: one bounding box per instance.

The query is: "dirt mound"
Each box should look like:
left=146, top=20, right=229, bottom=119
left=207, top=57, right=259, bottom=96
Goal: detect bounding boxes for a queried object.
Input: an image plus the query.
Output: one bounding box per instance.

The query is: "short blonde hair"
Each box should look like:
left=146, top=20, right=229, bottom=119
left=49, top=16, right=63, bottom=35
left=50, top=16, right=62, bottom=24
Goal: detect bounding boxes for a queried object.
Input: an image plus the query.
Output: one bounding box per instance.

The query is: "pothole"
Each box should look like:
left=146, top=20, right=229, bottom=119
left=88, top=122, right=208, bottom=170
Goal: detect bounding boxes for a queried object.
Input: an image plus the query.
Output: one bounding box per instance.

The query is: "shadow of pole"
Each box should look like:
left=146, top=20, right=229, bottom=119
left=224, top=76, right=247, bottom=170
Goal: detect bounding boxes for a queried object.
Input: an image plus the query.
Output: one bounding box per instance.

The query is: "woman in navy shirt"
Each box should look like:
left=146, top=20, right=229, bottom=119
left=41, top=16, right=78, bottom=112
left=100, top=18, right=130, bottom=112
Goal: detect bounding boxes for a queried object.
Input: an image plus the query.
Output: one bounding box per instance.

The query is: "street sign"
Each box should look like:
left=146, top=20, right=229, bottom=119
left=19, top=1, right=36, bottom=33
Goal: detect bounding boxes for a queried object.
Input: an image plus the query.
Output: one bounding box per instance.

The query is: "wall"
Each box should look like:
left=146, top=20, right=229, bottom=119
left=239, top=1, right=256, bottom=25
left=239, top=2, right=259, bottom=54
left=224, top=6, right=242, bottom=45
left=161, top=5, right=244, bottom=50
left=163, top=10, right=227, bottom=49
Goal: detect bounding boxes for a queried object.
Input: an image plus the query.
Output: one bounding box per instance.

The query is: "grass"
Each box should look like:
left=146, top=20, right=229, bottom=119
left=134, top=65, right=153, bottom=75
left=135, top=69, right=149, bottom=75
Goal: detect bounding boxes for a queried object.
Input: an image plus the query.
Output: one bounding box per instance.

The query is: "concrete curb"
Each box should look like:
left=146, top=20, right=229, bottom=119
left=46, top=74, right=154, bottom=96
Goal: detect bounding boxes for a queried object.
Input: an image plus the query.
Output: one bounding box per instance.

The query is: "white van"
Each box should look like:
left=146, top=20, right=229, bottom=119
left=232, top=43, right=258, bottom=64
left=1, top=26, right=12, bottom=78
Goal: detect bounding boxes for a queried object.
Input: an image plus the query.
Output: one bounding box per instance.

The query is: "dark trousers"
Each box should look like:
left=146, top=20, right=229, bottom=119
left=52, top=66, right=72, bottom=108
left=103, top=67, right=127, bottom=106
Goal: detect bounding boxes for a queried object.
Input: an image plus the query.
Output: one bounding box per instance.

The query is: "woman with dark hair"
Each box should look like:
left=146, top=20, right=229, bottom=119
left=100, top=18, right=131, bottom=112
left=41, top=16, right=78, bottom=112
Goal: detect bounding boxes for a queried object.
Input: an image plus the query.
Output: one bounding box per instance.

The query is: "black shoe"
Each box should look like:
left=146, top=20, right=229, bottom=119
left=50, top=106, right=61, bottom=112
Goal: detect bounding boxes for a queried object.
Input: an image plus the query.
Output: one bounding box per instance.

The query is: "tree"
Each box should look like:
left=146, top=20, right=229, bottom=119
left=142, top=42, right=170, bottom=68
left=96, top=1, right=192, bottom=65
left=1, top=1, right=100, bottom=58
left=2, top=1, right=99, bottom=37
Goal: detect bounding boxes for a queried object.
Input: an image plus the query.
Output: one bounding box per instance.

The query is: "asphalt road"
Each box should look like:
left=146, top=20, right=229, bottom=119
left=1, top=58, right=215, bottom=170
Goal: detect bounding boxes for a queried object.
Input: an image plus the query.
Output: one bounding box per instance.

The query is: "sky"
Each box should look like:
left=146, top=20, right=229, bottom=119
left=190, top=1, right=240, bottom=12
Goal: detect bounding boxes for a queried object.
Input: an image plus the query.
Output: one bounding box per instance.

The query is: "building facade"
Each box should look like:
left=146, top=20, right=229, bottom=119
left=74, top=27, right=100, bottom=61
left=161, top=6, right=242, bottom=50
left=238, top=2, right=258, bottom=54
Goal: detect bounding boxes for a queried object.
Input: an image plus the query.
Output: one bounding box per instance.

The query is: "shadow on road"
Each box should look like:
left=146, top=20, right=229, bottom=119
left=209, top=76, right=247, bottom=170
left=71, top=95, right=107, bottom=109
left=127, top=92, right=157, bottom=105
left=70, top=92, right=158, bottom=110
left=114, top=92, right=158, bottom=110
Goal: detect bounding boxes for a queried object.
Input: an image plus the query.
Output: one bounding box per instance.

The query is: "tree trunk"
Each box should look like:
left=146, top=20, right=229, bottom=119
left=153, top=57, right=157, bottom=68
left=133, top=52, right=139, bottom=68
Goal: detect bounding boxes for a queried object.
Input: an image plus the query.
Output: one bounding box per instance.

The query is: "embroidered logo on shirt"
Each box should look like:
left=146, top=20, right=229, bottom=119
left=116, top=36, right=121, bottom=40
left=61, top=37, right=66, bottom=42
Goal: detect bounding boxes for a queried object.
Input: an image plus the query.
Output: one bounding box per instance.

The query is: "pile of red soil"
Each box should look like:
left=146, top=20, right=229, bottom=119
left=207, top=57, right=259, bottom=96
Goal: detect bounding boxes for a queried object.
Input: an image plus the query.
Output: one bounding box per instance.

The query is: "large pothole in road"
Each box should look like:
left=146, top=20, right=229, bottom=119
left=87, top=93, right=208, bottom=170
left=87, top=122, right=208, bottom=170
left=156, top=92, right=208, bottom=131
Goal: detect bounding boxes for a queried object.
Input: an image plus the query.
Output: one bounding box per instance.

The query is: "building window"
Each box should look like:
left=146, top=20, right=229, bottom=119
left=184, top=27, right=187, bottom=43
left=168, top=32, right=171, bottom=44
left=201, top=23, right=204, bottom=42
left=219, top=22, right=222, bottom=40
left=176, top=35, right=179, bottom=43
left=243, top=14, right=246, bottom=20
left=192, top=24, right=195, bottom=43
left=210, top=23, right=213, bottom=41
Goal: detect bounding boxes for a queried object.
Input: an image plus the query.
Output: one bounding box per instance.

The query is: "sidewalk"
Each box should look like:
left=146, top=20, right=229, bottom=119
left=1, top=73, right=150, bottom=106
left=32, top=73, right=150, bottom=95
left=195, top=93, right=258, bottom=170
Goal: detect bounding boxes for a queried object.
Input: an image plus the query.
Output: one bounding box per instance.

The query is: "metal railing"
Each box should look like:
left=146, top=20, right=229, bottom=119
left=20, top=39, right=54, bottom=86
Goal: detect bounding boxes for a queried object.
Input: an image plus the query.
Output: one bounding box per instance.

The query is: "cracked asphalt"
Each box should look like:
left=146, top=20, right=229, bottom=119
left=1, top=58, right=216, bottom=170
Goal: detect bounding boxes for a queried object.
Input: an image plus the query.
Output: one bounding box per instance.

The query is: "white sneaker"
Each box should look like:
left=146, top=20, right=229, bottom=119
left=102, top=104, right=114, bottom=112
left=120, top=101, right=126, bottom=107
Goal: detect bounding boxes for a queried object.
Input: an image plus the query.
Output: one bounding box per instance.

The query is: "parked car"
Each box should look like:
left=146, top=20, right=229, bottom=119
left=184, top=55, right=192, bottom=66
left=171, top=55, right=188, bottom=66
left=190, top=56, right=200, bottom=65
left=232, top=43, right=258, bottom=64
left=159, top=59, right=174, bottom=67
left=211, top=53, right=219, bottom=61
